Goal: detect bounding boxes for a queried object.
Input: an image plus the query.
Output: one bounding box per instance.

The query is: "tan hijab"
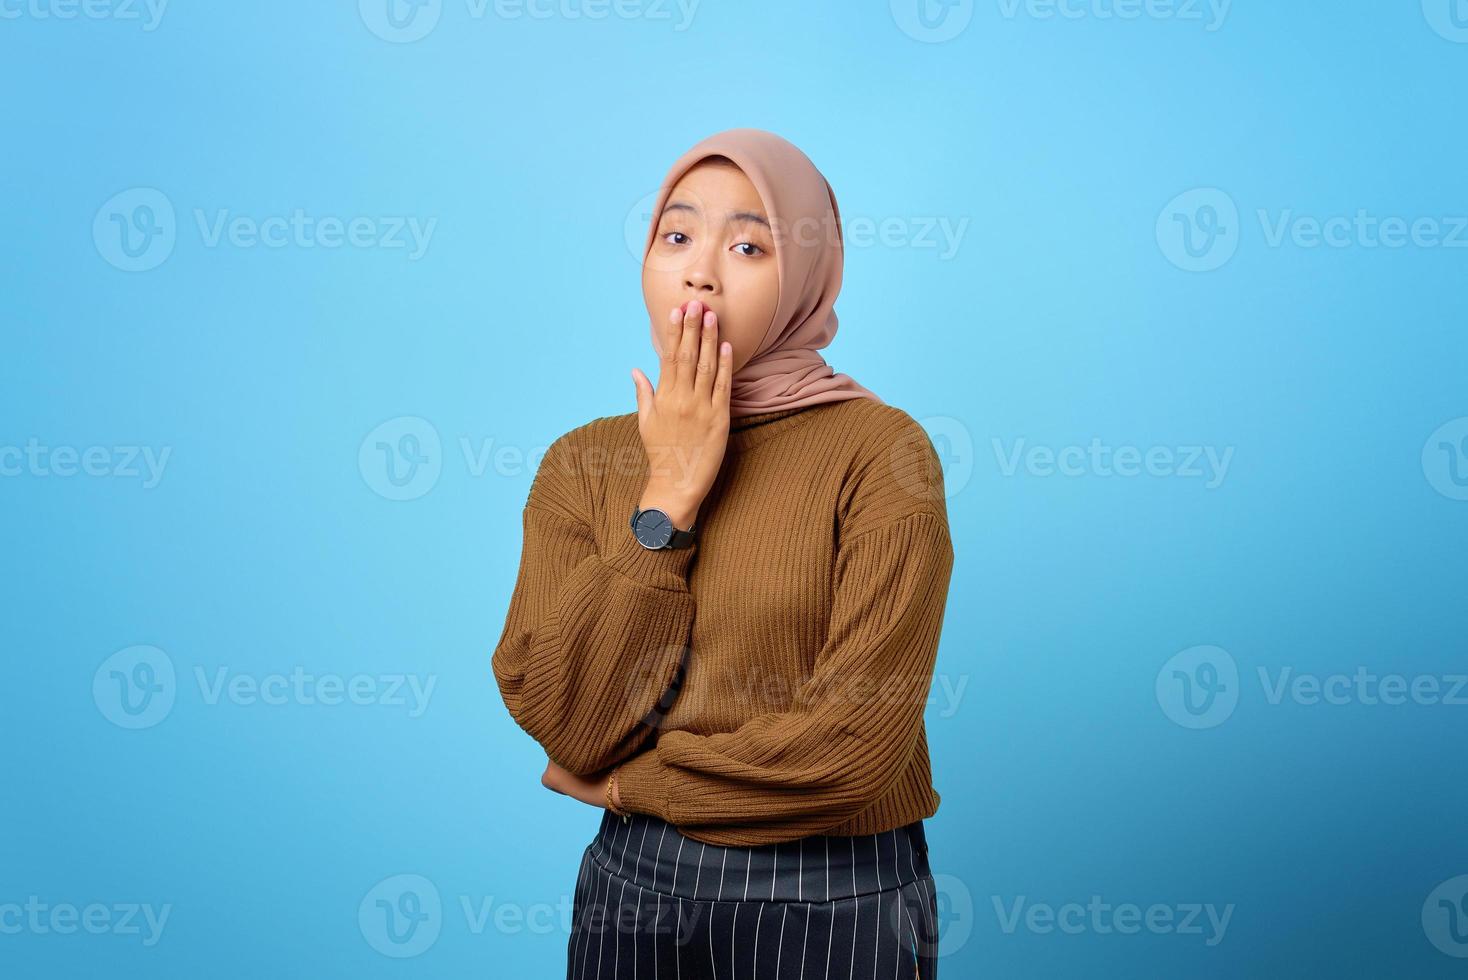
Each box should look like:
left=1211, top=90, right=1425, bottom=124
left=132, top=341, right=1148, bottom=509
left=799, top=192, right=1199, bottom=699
left=643, top=128, right=883, bottom=419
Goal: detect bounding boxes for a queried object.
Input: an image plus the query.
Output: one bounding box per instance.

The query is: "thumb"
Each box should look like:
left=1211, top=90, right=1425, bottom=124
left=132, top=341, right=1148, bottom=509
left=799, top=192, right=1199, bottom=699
left=631, top=368, right=651, bottom=414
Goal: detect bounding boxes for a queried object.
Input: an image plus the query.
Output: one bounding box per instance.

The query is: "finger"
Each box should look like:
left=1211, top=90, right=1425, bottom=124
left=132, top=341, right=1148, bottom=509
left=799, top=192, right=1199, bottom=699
left=713, top=340, right=733, bottom=414
left=675, top=300, right=704, bottom=392
left=655, top=305, right=683, bottom=395
left=693, top=309, right=718, bottom=400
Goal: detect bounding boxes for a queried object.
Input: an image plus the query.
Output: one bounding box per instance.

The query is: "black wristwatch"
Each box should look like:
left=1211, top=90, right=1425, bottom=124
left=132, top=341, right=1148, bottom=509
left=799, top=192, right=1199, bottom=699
left=629, top=506, right=697, bottom=550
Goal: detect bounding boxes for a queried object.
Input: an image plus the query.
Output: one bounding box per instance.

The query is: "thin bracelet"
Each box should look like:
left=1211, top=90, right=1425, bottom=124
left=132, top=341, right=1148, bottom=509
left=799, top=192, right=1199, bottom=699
left=605, top=768, right=630, bottom=821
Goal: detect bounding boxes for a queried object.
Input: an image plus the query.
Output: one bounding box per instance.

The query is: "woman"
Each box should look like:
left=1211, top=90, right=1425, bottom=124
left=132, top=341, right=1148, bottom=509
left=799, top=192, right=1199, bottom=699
left=491, top=128, right=955, bottom=978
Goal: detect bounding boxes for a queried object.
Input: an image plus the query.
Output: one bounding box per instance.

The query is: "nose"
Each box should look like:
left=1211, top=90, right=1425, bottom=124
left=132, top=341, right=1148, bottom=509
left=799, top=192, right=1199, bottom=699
left=684, top=269, right=718, bottom=295
left=683, top=244, right=720, bottom=296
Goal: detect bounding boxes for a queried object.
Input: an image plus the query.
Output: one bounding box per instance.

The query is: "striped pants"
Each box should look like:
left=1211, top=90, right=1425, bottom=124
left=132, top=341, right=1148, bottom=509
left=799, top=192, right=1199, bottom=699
left=566, top=809, right=940, bottom=979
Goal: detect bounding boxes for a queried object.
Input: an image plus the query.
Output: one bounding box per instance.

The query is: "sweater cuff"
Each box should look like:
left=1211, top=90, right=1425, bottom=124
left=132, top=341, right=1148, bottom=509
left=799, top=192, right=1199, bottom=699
left=603, top=526, right=696, bottom=591
left=614, top=749, right=673, bottom=822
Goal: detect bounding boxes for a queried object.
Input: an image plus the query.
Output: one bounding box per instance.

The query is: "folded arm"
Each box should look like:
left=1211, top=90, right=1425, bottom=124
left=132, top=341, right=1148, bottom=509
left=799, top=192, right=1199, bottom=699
left=613, top=507, right=954, bottom=839
left=491, top=433, right=697, bottom=775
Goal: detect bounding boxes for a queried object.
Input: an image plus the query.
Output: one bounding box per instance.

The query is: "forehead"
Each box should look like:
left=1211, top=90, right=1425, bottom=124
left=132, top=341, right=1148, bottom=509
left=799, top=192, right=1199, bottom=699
left=666, top=161, right=767, bottom=217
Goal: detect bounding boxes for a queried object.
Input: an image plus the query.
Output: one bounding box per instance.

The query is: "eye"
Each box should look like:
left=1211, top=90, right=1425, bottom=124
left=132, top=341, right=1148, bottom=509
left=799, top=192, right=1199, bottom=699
left=733, top=242, right=765, bottom=257
left=662, top=231, right=690, bottom=246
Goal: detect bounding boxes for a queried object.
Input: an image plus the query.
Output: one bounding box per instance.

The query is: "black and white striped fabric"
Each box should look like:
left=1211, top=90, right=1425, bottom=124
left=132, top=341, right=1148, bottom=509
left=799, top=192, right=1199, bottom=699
left=566, top=809, right=939, bottom=979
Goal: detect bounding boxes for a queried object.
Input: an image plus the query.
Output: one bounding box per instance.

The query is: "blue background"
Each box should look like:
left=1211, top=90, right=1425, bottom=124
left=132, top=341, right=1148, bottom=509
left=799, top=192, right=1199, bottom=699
left=3, top=0, right=1467, bottom=976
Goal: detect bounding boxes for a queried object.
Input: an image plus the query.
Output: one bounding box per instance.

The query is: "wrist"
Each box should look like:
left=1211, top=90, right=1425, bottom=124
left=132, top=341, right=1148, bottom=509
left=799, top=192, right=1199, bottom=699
left=638, top=485, right=700, bottom=530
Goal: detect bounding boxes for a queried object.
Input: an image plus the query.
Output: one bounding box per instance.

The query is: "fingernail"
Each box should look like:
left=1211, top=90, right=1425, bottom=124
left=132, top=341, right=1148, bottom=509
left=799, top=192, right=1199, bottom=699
left=703, top=312, right=715, bottom=326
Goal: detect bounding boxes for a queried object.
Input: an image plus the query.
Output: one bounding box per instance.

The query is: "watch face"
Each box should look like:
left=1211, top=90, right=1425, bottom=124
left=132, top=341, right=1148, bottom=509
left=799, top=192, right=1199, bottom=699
left=633, top=509, right=673, bottom=548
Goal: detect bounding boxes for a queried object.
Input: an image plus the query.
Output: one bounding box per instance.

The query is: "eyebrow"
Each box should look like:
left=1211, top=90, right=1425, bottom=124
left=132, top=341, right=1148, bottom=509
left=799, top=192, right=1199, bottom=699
left=662, top=201, right=771, bottom=230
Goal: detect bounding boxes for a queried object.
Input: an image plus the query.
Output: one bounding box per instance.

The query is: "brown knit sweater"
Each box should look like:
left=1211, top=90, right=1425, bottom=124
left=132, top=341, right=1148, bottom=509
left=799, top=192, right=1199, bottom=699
left=491, top=396, right=955, bottom=846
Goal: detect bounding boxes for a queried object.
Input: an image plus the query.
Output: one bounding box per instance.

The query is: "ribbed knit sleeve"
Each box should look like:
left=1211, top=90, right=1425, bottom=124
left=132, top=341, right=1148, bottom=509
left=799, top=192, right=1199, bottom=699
left=490, top=431, right=697, bottom=776
left=614, top=505, right=954, bottom=840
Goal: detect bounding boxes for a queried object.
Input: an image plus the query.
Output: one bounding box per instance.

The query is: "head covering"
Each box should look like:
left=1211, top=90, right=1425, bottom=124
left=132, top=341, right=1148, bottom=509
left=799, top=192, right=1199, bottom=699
left=643, top=128, right=883, bottom=419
